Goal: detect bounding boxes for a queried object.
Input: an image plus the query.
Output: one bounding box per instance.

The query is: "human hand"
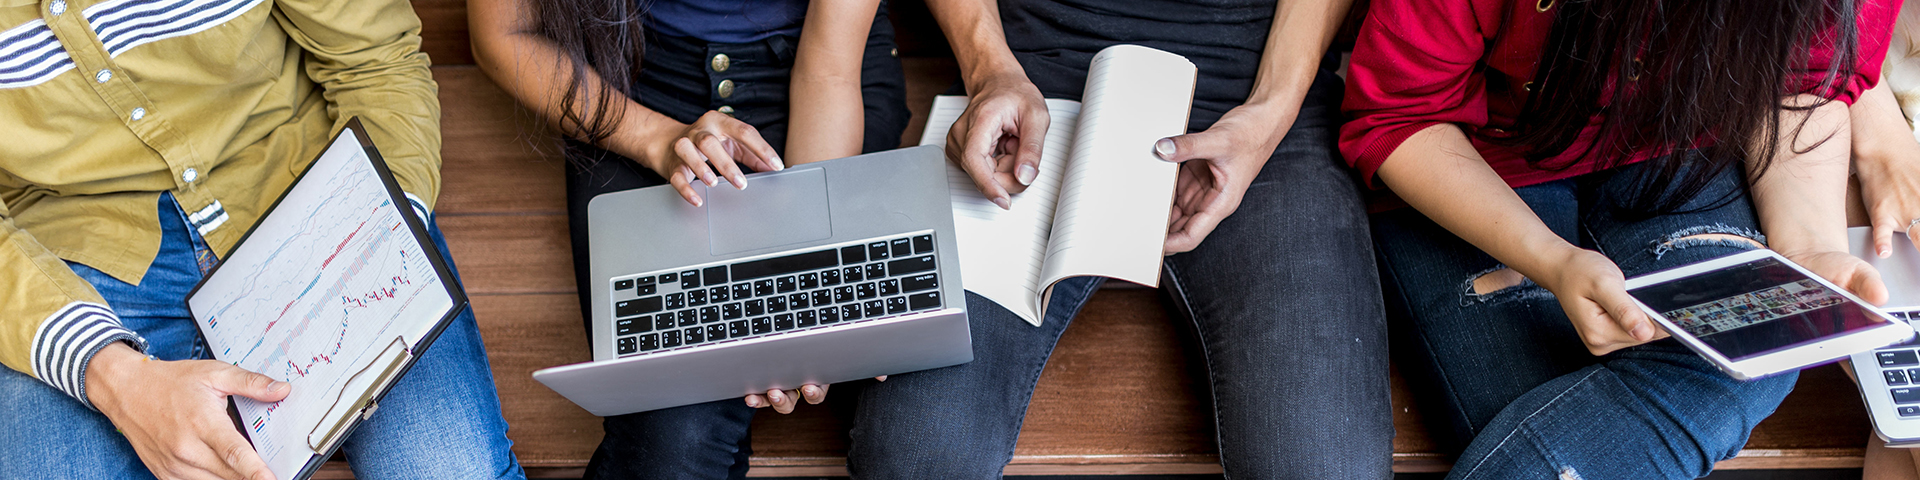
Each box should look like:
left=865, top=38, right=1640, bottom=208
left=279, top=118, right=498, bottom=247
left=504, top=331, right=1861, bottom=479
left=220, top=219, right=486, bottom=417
left=640, top=111, right=785, bottom=207
left=945, top=72, right=1049, bottom=210
left=1154, top=102, right=1297, bottom=254
left=1855, top=147, right=1920, bottom=258
left=742, top=376, right=885, bottom=414
left=1530, top=247, right=1664, bottom=356
left=1779, top=249, right=1889, bottom=306
left=85, top=343, right=291, bottom=480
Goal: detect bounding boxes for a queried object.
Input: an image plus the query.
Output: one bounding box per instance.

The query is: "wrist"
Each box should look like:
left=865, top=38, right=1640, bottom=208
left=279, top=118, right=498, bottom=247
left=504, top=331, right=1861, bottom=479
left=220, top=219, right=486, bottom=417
left=962, top=60, right=1031, bottom=97
left=613, top=120, right=685, bottom=173
left=83, top=342, right=142, bottom=411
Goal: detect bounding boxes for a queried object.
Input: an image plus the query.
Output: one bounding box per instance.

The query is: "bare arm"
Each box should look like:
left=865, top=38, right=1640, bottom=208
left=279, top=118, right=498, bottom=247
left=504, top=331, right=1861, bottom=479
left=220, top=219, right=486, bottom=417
left=1849, top=76, right=1920, bottom=257
left=1757, top=95, right=1888, bottom=303
left=784, top=0, right=884, bottom=165
left=924, top=0, right=1046, bottom=209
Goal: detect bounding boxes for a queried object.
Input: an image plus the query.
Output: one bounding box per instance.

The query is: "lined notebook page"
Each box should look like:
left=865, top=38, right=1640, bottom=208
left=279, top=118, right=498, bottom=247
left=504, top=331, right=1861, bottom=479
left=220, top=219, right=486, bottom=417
left=918, top=95, right=1083, bottom=324
left=1037, top=45, right=1197, bottom=297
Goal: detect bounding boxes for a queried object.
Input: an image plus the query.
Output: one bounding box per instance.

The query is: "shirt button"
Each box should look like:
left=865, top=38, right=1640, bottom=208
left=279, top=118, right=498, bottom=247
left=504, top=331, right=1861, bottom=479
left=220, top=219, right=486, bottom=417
left=710, top=54, right=731, bottom=72
left=718, top=105, right=734, bottom=115
left=94, top=69, right=112, bottom=83
left=717, top=79, right=735, bottom=99
left=49, top=0, right=66, bottom=15
left=130, top=107, right=146, bottom=121
left=181, top=168, right=199, bottom=183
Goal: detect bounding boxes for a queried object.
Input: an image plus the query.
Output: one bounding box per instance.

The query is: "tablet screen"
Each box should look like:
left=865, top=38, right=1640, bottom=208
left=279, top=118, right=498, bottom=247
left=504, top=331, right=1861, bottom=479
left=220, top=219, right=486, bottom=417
left=1628, top=256, right=1887, bottom=360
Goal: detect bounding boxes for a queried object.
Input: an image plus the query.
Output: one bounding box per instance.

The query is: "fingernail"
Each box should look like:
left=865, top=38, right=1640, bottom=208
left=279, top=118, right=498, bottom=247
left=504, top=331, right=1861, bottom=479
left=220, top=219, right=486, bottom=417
left=746, top=397, right=758, bottom=407
left=1017, top=165, right=1038, bottom=185
left=692, top=197, right=704, bottom=207
left=1154, top=138, right=1177, bottom=161
left=272, top=381, right=290, bottom=390
left=803, top=386, right=818, bottom=397
left=704, top=177, right=717, bottom=187
left=1882, top=246, right=1893, bottom=258
left=769, top=390, right=784, bottom=402
left=992, top=196, right=1011, bottom=210
left=773, top=155, right=786, bottom=171
left=734, top=176, right=748, bottom=189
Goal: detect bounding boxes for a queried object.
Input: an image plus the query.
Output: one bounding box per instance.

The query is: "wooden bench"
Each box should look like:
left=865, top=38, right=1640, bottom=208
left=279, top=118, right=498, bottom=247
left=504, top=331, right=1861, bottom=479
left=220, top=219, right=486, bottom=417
left=309, top=1, right=1878, bottom=476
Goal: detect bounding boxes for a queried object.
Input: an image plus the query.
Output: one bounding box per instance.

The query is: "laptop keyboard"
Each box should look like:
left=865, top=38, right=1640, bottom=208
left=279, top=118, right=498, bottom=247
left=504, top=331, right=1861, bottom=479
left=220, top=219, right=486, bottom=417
left=606, top=232, right=946, bottom=357
left=1874, top=310, right=1920, bottom=417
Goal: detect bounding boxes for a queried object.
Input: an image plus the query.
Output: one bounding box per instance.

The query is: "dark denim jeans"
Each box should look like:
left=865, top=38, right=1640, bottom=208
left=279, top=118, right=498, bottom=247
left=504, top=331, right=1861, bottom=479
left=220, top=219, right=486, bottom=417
left=1372, top=160, right=1798, bottom=480
left=568, top=6, right=910, bottom=480
left=0, top=194, right=524, bottom=479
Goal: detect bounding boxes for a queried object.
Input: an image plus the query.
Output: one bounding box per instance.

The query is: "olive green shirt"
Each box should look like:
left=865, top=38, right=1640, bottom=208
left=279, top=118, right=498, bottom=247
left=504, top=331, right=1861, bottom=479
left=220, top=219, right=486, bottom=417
left=0, top=0, right=440, bottom=406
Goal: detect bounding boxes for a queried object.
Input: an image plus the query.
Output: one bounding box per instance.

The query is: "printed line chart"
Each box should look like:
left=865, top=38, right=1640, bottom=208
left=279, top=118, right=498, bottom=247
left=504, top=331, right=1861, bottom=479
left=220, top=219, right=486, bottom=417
left=189, top=131, right=454, bottom=478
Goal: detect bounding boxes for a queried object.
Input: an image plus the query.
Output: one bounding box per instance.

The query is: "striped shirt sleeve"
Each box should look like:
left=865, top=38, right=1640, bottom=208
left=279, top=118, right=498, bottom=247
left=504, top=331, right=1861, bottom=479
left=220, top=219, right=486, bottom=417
left=31, top=302, right=145, bottom=407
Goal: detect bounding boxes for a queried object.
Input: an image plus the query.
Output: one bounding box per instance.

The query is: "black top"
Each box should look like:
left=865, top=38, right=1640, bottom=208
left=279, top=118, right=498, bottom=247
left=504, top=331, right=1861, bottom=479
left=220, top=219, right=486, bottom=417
left=999, top=0, right=1284, bottom=129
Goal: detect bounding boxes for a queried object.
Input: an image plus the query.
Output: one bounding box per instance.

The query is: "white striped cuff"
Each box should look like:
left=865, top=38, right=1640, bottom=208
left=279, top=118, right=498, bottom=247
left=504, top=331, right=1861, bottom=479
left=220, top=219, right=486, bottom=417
left=403, top=192, right=431, bottom=223
left=30, top=302, right=145, bottom=408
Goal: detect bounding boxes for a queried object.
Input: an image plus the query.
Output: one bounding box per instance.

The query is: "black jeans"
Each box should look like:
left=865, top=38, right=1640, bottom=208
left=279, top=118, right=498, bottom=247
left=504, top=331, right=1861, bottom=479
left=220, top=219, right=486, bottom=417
left=566, top=6, right=908, bottom=480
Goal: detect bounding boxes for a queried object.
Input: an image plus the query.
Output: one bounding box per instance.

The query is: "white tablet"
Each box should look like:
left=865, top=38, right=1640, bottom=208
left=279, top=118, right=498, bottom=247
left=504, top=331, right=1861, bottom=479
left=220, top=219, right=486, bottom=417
left=1624, top=249, right=1913, bottom=380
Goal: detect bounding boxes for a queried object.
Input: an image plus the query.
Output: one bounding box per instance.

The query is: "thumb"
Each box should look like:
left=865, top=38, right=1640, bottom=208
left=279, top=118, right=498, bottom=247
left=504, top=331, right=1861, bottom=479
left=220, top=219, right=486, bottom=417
left=1153, top=132, right=1223, bottom=164
left=213, top=366, right=291, bottom=403
left=1849, top=262, right=1890, bottom=306
left=1597, top=287, right=1656, bottom=342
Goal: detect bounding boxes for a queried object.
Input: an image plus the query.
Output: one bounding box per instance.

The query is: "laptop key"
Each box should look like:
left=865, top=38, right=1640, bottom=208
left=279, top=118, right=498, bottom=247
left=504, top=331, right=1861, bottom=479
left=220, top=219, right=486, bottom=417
left=678, top=310, right=697, bottom=327
left=1891, top=370, right=1912, bottom=386
left=706, top=324, right=728, bottom=341
left=909, top=292, right=941, bottom=310
left=688, top=289, right=708, bottom=306
left=704, top=266, right=729, bottom=286
left=797, top=310, right=818, bottom=328
left=638, top=334, right=659, bottom=352
left=841, top=305, right=861, bottom=321
left=879, top=279, right=900, bottom=296
left=857, top=282, right=878, bottom=300
left=903, top=273, right=938, bottom=292
left=698, top=307, right=719, bottom=324
left=841, top=245, right=866, bottom=264
left=661, top=330, right=681, bottom=348
left=665, top=293, right=685, bottom=309
left=886, top=297, right=907, bottom=314
left=1896, top=387, right=1920, bottom=404
left=638, top=276, right=656, bottom=286
left=891, top=238, right=912, bottom=257
left=799, top=273, right=819, bottom=289
left=812, top=290, right=832, bottom=306
left=745, top=299, right=765, bottom=317
left=619, top=336, right=639, bottom=355
left=722, top=302, right=743, bottom=320
left=617, top=318, right=641, bottom=335
left=777, top=276, right=798, bottom=293
left=615, top=279, right=634, bottom=291
left=754, top=279, right=775, bottom=297
left=684, top=326, right=705, bottom=344
left=822, top=269, right=842, bottom=286
left=1903, top=406, right=1920, bottom=417
left=865, top=263, right=886, bottom=279
left=819, top=307, right=841, bottom=323
left=834, top=286, right=855, bottom=303
left=768, top=296, right=788, bottom=313
left=863, top=300, right=884, bottom=318
left=889, top=256, right=937, bottom=276
left=681, top=270, right=700, bottom=289
left=732, top=284, right=753, bottom=299
left=868, top=242, right=890, bottom=260
left=751, top=317, right=773, bottom=335
left=843, top=266, right=864, bottom=283
left=616, top=297, right=663, bottom=318
left=788, top=293, right=809, bottom=309
left=638, top=284, right=657, bottom=295
left=655, top=313, right=675, bottom=331
left=1883, top=350, right=1920, bottom=367
left=912, top=234, right=934, bottom=254
left=659, top=272, right=677, bottom=284
left=728, top=320, right=750, bottom=338
left=709, top=286, right=731, bottom=302
left=1908, top=368, right=1920, bottom=382
left=775, top=314, right=795, bottom=331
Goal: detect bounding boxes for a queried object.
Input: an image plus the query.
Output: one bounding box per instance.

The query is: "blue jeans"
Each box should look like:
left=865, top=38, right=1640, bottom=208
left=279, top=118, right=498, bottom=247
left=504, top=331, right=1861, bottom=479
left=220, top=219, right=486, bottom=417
left=0, top=194, right=526, bottom=480
left=592, top=68, right=1393, bottom=479
left=1371, top=160, right=1797, bottom=479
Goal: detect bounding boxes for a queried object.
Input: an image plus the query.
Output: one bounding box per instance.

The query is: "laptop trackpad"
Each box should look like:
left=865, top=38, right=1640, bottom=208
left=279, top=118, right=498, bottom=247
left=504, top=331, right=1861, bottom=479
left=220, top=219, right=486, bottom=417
left=707, top=168, right=832, bottom=255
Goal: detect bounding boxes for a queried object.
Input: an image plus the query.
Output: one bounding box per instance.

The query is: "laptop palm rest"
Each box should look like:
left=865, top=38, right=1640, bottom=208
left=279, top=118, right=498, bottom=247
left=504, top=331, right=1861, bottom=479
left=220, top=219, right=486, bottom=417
left=706, top=168, right=832, bottom=255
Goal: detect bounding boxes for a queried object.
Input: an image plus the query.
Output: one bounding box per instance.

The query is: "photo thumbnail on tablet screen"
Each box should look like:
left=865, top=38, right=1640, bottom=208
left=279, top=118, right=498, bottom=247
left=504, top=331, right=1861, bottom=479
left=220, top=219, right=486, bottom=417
left=1629, top=256, right=1885, bottom=360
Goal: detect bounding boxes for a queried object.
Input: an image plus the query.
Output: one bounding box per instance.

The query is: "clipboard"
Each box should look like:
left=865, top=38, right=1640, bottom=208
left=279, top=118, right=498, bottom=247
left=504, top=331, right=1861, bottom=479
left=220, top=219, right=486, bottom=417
left=186, top=117, right=470, bottom=480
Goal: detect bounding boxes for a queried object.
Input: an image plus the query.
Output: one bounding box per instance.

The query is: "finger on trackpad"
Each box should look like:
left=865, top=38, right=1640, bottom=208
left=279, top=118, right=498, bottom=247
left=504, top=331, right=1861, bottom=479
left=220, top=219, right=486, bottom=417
left=707, top=168, right=833, bottom=255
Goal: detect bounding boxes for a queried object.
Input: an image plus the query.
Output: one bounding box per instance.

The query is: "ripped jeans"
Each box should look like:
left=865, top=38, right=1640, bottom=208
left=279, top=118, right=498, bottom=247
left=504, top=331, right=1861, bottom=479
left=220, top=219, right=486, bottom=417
left=1371, top=160, right=1796, bottom=479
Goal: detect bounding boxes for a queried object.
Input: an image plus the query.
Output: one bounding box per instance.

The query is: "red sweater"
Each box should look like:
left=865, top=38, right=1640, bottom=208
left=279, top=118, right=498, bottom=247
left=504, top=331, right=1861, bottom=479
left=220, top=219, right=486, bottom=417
left=1339, top=0, right=1898, bottom=194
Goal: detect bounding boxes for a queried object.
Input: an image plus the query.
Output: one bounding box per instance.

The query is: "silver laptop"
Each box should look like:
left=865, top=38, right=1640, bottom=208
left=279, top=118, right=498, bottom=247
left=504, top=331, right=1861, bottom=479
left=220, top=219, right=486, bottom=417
left=533, top=146, right=972, bottom=416
left=1846, top=227, right=1920, bottom=445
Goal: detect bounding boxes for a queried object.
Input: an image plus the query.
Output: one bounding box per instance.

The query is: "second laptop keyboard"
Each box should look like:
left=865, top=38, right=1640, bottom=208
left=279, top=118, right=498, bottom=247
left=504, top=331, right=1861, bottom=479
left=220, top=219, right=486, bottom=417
left=606, top=232, right=946, bottom=357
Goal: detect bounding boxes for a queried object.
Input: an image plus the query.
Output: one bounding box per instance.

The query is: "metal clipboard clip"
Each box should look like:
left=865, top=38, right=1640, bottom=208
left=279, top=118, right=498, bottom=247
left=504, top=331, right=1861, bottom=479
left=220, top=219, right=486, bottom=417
left=306, top=337, right=412, bottom=452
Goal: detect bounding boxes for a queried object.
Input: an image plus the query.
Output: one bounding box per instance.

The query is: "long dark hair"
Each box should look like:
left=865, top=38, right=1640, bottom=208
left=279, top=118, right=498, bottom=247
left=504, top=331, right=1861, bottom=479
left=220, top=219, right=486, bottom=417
left=1500, top=0, right=1860, bottom=214
left=532, top=0, right=647, bottom=150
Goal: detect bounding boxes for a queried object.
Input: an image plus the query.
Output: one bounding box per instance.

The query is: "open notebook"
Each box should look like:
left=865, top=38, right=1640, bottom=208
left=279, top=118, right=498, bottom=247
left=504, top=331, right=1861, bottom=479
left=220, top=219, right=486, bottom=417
left=917, top=45, right=1197, bottom=325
